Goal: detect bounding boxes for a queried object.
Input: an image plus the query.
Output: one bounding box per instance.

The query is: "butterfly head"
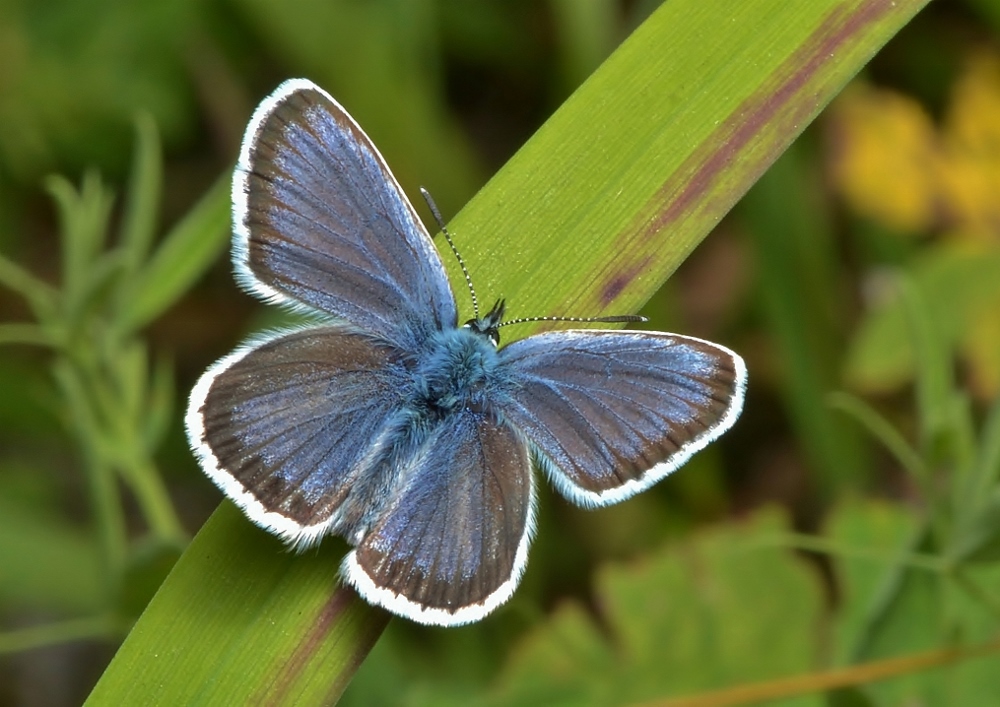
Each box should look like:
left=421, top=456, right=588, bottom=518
left=464, top=299, right=506, bottom=346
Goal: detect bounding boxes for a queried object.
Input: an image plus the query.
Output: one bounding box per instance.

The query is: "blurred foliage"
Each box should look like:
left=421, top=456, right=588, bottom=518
left=1, top=0, right=1000, bottom=706
left=831, top=49, right=1000, bottom=399
left=0, top=114, right=229, bottom=660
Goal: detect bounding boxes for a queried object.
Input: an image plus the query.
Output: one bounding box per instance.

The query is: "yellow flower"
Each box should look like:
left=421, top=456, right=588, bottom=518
left=827, top=83, right=938, bottom=234
left=937, top=50, right=1000, bottom=241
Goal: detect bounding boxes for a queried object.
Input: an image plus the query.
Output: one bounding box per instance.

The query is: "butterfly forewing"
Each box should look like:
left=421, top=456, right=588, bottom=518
left=344, top=409, right=535, bottom=626
left=187, top=325, right=410, bottom=547
left=234, top=79, right=457, bottom=348
left=499, top=330, right=746, bottom=507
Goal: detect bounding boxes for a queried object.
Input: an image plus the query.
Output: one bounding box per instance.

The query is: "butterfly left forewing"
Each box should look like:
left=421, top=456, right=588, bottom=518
left=234, top=79, right=457, bottom=348
left=500, top=330, right=746, bottom=508
left=344, top=409, right=535, bottom=626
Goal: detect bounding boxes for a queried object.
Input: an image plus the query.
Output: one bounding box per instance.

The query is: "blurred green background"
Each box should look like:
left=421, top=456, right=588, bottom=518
left=2, top=0, right=1000, bottom=705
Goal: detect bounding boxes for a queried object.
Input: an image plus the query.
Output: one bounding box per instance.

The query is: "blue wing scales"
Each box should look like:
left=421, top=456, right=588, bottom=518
left=186, top=325, right=410, bottom=547
left=499, top=330, right=746, bottom=507
left=233, top=79, right=457, bottom=348
left=344, top=409, right=535, bottom=626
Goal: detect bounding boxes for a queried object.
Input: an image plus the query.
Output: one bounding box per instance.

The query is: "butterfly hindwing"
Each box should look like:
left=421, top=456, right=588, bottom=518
left=499, top=330, right=747, bottom=507
left=344, top=409, right=535, bottom=626
left=186, top=324, right=410, bottom=547
left=234, top=79, right=457, bottom=348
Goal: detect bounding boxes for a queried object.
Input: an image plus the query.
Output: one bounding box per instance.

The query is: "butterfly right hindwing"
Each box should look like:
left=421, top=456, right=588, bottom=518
left=344, top=407, right=536, bottom=626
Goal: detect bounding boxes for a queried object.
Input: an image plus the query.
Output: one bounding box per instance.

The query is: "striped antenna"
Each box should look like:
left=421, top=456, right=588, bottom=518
left=420, top=187, right=479, bottom=320
left=499, top=313, right=647, bottom=328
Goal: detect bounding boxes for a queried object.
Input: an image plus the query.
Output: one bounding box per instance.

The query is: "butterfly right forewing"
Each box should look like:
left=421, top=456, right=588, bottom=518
left=499, top=330, right=746, bottom=508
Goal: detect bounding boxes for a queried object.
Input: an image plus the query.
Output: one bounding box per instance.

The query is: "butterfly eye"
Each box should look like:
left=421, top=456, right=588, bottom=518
left=463, top=318, right=500, bottom=346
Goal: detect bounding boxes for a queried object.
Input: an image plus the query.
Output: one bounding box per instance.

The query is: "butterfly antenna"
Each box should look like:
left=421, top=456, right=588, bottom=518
left=498, top=313, right=647, bottom=328
left=420, top=187, right=479, bottom=319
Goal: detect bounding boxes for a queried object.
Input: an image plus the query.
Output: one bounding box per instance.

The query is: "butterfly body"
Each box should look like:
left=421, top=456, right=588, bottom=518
left=410, top=324, right=511, bottom=421
left=187, top=79, right=747, bottom=626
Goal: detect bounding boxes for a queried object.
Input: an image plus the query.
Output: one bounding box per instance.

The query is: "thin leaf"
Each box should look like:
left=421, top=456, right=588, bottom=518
left=0, top=252, right=58, bottom=320
left=46, top=172, right=115, bottom=314
left=828, top=392, right=926, bottom=484
left=0, top=616, right=120, bottom=655
left=142, top=353, right=175, bottom=454
left=0, top=323, right=53, bottom=348
left=119, top=112, right=162, bottom=276
left=742, top=143, right=869, bottom=492
left=118, top=174, right=230, bottom=333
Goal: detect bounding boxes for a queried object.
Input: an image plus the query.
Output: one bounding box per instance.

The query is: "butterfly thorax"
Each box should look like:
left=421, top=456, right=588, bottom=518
left=410, top=323, right=509, bottom=420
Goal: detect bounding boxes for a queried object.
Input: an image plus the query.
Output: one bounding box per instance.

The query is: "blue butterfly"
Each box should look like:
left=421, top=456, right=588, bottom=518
left=186, top=79, right=747, bottom=626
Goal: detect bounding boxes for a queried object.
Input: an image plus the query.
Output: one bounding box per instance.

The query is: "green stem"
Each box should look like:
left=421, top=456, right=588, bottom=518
left=952, top=569, right=1000, bottom=620
left=53, top=360, right=128, bottom=581
left=122, top=455, right=186, bottom=545
left=758, top=532, right=948, bottom=573
left=0, top=615, right=120, bottom=655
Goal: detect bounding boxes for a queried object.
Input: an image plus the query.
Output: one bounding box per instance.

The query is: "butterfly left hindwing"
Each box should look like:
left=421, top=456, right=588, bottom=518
left=187, top=324, right=411, bottom=548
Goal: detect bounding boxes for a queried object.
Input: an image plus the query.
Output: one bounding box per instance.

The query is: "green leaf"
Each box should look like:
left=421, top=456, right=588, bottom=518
left=829, top=501, right=1000, bottom=705
left=443, top=0, right=930, bottom=332
left=490, top=509, right=822, bottom=706
left=824, top=501, right=929, bottom=669
left=950, top=491, right=1000, bottom=564
left=91, top=0, right=930, bottom=702
left=46, top=171, right=115, bottom=315
left=118, top=112, right=163, bottom=277
left=117, top=174, right=230, bottom=333
left=845, top=242, right=1000, bottom=394
left=86, top=505, right=390, bottom=706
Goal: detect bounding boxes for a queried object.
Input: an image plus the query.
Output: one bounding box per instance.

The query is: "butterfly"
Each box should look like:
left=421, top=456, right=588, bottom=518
left=186, top=78, right=747, bottom=627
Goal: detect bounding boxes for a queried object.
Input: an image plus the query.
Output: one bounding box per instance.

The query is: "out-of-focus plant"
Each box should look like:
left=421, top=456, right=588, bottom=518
left=0, top=117, right=229, bottom=654
left=822, top=276, right=1000, bottom=703
left=829, top=50, right=1000, bottom=399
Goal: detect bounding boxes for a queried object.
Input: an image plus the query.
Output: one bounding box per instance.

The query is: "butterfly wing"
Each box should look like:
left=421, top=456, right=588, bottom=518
left=343, top=409, right=535, bottom=626
left=186, top=325, right=410, bottom=548
left=499, top=330, right=746, bottom=507
left=234, top=79, right=457, bottom=348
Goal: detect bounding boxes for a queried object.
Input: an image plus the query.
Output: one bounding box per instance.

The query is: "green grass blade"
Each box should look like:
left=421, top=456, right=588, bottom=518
left=445, top=0, right=930, bottom=333
left=118, top=175, right=230, bottom=334
left=119, top=113, right=162, bottom=277
left=88, top=0, right=929, bottom=702
left=743, top=144, right=870, bottom=493
left=86, top=505, right=390, bottom=706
